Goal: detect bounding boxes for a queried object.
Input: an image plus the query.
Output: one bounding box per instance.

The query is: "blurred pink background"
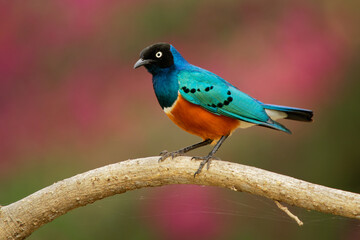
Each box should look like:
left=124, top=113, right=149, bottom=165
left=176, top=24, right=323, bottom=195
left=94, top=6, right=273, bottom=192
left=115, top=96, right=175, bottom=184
left=1, top=1, right=359, bottom=239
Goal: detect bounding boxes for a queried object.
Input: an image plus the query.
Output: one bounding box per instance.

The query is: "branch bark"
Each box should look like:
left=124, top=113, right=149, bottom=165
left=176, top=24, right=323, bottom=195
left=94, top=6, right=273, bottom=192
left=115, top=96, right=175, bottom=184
left=1, top=156, right=359, bottom=239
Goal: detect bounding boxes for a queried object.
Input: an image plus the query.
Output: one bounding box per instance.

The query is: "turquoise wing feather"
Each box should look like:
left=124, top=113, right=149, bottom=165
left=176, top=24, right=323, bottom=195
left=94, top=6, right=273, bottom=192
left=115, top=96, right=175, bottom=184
left=177, top=68, right=291, bottom=133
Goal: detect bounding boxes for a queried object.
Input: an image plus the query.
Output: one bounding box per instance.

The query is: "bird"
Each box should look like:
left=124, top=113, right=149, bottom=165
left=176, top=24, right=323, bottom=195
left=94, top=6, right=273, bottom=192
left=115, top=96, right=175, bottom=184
left=134, top=43, right=313, bottom=176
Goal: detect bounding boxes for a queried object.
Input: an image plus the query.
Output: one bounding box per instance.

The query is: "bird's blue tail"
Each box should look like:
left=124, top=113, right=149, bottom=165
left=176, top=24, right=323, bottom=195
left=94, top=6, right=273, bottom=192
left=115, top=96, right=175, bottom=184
left=264, top=119, right=292, bottom=134
left=257, top=104, right=313, bottom=134
left=263, top=104, right=313, bottom=122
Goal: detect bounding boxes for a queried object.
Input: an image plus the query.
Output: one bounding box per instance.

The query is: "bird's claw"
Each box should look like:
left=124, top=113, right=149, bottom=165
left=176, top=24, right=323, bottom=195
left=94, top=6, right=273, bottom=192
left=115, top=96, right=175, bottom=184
left=158, top=150, right=184, bottom=162
left=192, top=155, right=219, bottom=177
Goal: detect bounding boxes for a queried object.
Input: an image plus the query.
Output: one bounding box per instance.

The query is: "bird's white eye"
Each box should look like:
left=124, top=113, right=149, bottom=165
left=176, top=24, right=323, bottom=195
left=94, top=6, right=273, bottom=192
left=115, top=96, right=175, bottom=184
left=155, top=51, right=162, bottom=58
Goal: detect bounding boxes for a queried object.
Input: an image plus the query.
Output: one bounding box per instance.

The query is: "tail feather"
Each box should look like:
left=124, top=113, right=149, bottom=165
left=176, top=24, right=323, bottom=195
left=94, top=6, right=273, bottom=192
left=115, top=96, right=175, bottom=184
left=263, top=104, right=313, bottom=122
left=260, top=119, right=292, bottom=134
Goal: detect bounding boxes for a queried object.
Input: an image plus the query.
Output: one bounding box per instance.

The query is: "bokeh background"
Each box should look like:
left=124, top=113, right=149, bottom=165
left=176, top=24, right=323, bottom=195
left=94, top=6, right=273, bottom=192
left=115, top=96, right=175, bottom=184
left=1, top=0, right=360, bottom=239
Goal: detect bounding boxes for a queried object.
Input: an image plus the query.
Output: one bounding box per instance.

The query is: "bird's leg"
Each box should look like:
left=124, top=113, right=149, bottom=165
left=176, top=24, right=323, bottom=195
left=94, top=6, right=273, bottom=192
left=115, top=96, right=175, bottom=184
left=192, top=135, right=228, bottom=177
left=159, top=139, right=212, bottom=162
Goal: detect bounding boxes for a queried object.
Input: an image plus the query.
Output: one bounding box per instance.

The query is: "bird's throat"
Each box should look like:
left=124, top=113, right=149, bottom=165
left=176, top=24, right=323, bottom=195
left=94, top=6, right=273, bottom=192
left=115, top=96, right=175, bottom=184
left=152, top=71, right=179, bottom=109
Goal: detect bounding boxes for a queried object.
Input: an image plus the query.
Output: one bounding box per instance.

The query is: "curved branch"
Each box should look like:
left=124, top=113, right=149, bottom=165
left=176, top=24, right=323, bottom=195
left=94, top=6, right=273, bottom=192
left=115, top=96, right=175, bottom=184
left=1, top=157, right=359, bottom=239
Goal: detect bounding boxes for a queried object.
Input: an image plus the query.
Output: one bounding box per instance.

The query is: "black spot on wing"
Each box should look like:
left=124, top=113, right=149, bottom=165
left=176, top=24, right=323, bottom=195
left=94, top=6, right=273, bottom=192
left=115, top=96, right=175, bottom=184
left=203, top=86, right=215, bottom=92
left=182, top=85, right=233, bottom=110
left=208, top=95, right=234, bottom=109
left=182, top=86, right=190, bottom=93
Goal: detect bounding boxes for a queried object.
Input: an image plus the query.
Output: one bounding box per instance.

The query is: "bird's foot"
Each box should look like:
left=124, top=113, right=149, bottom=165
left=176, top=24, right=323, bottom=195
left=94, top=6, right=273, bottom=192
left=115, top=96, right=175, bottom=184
left=191, top=155, right=220, bottom=177
left=158, top=150, right=186, bottom=162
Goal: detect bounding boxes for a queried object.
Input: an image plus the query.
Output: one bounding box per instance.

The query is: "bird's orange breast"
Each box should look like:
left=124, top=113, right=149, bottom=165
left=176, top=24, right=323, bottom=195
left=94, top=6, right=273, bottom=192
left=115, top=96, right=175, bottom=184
left=165, top=95, right=240, bottom=141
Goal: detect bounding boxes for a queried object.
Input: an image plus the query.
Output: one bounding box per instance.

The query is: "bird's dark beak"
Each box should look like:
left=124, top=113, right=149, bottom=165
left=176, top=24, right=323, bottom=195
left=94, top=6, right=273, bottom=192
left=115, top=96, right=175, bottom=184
left=133, top=58, right=154, bottom=69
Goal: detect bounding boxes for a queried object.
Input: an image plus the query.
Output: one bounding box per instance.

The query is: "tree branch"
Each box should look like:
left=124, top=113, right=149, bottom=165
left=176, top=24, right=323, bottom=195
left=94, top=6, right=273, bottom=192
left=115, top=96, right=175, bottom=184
left=1, top=156, right=359, bottom=239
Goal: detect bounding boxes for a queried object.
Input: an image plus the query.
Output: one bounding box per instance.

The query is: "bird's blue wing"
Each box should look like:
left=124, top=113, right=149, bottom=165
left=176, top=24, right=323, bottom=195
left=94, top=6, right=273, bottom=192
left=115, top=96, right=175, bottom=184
left=177, top=67, right=291, bottom=133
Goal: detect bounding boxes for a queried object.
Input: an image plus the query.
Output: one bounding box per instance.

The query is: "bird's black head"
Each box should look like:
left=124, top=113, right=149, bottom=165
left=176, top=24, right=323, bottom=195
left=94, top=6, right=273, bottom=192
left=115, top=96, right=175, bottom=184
left=134, top=43, right=174, bottom=70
